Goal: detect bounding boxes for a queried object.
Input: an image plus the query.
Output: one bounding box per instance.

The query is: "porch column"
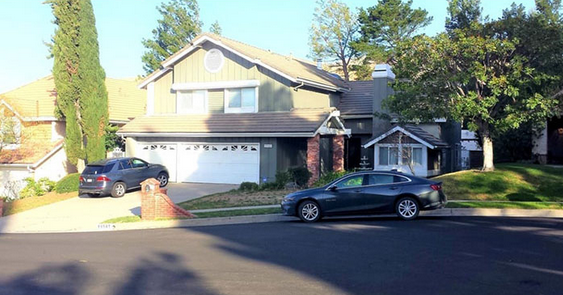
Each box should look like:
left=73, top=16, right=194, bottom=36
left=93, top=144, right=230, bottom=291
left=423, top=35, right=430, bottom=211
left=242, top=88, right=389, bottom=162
left=307, top=134, right=321, bottom=186
left=333, top=135, right=345, bottom=172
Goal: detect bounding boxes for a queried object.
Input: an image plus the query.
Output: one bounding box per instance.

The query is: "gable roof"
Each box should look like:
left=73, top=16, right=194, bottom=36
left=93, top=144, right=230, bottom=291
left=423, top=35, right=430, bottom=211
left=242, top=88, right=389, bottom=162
left=139, top=33, right=349, bottom=92
left=0, top=140, right=63, bottom=165
left=363, top=125, right=449, bottom=149
left=117, top=108, right=348, bottom=137
left=0, top=76, right=146, bottom=123
left=338, top=81, right=373, bottom=116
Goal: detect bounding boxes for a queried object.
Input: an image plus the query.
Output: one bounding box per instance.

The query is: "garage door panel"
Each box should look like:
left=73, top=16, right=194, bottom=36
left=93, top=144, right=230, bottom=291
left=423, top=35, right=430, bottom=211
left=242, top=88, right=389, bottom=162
left=138, top=144, right=178, bottom=182
left=177, top=143, right=260, bottom=184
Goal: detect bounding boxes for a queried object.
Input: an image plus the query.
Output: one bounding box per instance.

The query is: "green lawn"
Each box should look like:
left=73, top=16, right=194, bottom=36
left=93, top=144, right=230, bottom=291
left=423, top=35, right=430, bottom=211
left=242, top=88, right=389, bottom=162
left=434, top=163, right=563, bottom=202
left=2, top=192, right=78, bottom=216
left=178, top=189, right=293, bottom=210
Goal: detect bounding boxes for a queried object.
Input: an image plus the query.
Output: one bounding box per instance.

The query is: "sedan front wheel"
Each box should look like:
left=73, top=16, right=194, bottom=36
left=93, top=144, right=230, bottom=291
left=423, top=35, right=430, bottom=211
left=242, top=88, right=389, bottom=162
left=396, top=197, right=420, bottom=220
left=297, top=200, right=322, bottom=223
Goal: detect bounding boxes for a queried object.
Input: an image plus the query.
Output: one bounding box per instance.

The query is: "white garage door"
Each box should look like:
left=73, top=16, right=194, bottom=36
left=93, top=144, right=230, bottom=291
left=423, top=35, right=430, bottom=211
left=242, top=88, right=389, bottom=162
left=137, top=144, right=178, bottom=182
left=177, top=143, right=260, bottom=184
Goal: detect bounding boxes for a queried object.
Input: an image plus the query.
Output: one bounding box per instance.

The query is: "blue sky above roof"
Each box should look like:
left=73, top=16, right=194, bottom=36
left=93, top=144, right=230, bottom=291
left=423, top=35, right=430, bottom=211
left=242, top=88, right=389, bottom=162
left=0, top=0, right=535, bottom=93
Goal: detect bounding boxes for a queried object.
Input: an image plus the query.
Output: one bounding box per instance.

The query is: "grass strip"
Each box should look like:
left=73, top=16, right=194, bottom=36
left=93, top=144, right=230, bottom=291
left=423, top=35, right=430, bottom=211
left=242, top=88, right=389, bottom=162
left=446, top=201, right=563, bottom=210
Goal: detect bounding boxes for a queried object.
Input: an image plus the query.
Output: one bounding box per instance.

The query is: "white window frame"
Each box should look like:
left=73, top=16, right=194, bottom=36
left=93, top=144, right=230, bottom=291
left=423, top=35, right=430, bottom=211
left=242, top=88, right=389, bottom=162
left=377, top=143, right=425, bottom=166
left=224, top=87, right=258, bottom=113
left=176, top=90, right=208, bottom=114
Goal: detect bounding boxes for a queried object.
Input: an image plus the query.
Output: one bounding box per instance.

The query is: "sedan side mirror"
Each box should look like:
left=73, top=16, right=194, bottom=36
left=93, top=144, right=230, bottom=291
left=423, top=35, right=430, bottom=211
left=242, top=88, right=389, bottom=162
left=328, top=185, right=338, bottom=191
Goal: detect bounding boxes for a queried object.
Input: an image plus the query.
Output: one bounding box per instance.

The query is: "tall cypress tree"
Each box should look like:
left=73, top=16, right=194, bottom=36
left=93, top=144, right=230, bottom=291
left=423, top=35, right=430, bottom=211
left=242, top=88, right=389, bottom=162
left=48, top=0, right=108, bottom=166
left=77, top=0, right=108, bottom=163
left=49, top=0, right=85, bottom=166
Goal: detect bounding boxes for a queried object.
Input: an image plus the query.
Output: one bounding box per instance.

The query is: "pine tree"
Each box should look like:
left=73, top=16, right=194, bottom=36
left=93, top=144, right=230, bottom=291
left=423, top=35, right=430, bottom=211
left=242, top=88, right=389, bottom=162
left=142, top=0, right=202, bottom=74
left=77, top=0, right=108, bottom=163
left=48, top=0, right=108, bottom=166
left=210, top=20, right=222, bottom=35
left=48, top=0, right=84, bottom=165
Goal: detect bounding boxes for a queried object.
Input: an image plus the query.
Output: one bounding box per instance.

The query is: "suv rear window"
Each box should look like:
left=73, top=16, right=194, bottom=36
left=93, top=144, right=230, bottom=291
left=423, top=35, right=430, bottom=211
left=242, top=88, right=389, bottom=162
left=83, top=165, right=104, bottom=175
left=83, top=163, right=115, bottom=175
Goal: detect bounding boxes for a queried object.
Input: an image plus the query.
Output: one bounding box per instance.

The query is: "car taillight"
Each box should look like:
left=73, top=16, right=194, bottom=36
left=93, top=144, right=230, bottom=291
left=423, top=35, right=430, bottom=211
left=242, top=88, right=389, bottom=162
left=79, top=176, right=84, bottom=182
left=96, top=176, right=111, bottom=182
left=430, top=184, right=442, bottom=191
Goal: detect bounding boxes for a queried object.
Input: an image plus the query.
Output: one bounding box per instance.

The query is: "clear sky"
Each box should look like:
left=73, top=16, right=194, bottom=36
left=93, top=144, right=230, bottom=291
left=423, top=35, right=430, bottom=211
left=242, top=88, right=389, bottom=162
left=0, top=0, right=535, bottom=93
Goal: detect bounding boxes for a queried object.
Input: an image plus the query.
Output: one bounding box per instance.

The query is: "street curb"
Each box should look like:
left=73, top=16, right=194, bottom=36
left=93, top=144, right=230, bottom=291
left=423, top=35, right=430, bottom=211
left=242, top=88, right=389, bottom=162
left=3, top=208, right=563, bottom=234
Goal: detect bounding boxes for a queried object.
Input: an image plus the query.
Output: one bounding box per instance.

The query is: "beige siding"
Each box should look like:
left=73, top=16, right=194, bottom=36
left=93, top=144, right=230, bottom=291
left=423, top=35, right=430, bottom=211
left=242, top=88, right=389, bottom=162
left=208, top=90, right=224, bottom=113
left=153, top=72, right=176, bottom=114
left=293, top=88, right=331, bottom=109
left=152, top=42, right=334, bottom=114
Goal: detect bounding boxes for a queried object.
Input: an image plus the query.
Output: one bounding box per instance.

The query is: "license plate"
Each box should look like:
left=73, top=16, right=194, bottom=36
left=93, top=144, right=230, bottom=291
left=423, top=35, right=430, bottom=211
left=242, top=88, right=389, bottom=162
left=86, top=179, right=93, bottom=182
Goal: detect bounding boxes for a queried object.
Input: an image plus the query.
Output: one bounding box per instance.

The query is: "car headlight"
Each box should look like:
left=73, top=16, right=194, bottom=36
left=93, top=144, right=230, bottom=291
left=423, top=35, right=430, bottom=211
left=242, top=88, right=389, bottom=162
left=283, top=196, right=295, bottom=202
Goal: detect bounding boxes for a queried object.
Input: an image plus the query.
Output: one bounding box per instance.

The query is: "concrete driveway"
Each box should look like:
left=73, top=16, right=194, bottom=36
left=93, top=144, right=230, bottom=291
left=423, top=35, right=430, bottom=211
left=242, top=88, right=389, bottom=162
left=0, top=182, right=237, bottom=233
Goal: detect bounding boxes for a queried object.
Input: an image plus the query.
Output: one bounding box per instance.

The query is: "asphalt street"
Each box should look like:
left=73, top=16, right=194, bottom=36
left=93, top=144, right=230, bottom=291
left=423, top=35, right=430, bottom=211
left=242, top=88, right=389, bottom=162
left=0, top=216, right=562, bottom=295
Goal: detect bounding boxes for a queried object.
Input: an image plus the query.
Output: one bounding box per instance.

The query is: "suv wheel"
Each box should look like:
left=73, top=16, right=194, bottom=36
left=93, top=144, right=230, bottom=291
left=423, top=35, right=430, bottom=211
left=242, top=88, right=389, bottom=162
left=157, top=172, right=169, bottom=187
left=111, top=182, right=127, bottom=198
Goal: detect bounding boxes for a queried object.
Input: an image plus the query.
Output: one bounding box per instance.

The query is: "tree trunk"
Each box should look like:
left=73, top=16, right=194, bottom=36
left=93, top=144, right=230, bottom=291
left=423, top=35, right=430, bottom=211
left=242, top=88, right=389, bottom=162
left=341, top=57, right=350, bottom=81
left=479, top=127, right=495, bottom=172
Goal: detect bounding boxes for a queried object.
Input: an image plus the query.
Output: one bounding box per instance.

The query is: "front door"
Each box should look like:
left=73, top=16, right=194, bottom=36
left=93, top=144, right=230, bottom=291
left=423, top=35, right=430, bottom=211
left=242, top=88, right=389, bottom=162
left=362, top=173, right=405, bottom=212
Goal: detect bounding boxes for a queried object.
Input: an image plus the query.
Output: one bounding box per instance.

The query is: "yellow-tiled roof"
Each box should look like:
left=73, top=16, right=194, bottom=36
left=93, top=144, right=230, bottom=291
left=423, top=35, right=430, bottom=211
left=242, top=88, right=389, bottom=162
left=0, top=75, right=146, bottom=122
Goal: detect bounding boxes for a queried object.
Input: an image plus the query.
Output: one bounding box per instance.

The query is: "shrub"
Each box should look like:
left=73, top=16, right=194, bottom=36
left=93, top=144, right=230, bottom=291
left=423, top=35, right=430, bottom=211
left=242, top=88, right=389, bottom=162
left=239, top=182, right=259, bottom=192
left=288, top=167, right=311, bottom=187
left=55, top=173, right=80, bottom=193
left=38, top=177, right=56, bottom=192
left=312, top=170, right=350, bottom=187
left=19, top=177, right=46, bottom=198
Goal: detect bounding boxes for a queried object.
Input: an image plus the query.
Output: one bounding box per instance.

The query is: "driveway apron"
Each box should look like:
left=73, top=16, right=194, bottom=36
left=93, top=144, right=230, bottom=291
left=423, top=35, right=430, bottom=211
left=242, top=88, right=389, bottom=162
left=0, top=183, right=237, bottom=233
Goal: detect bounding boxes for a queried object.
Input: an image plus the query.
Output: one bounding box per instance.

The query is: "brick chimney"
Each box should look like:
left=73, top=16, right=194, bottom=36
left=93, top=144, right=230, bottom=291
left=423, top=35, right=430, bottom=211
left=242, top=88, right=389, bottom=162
left=371, top=64, right=395, bottom=137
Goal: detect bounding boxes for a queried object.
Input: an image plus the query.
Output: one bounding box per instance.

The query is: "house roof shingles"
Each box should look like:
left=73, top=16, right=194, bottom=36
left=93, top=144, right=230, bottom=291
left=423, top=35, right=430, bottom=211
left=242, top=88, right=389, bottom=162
left=338, top=81, right=373, bottom=116
left=403, top=125, right=449, bottom=147
left=118, top=108, right=334, bottom=135
left=0, top=75, right=146, bottom=122
left=0, top=140, right=63, bottom=165
left=148, top=33, right=348, bottom=90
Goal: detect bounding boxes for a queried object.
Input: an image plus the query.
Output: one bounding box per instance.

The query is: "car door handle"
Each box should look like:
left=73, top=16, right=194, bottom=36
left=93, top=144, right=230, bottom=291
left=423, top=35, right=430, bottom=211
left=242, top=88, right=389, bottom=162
left=389, top=187, right=399, bottom=190
left=353, top=189, right=363, bottom=193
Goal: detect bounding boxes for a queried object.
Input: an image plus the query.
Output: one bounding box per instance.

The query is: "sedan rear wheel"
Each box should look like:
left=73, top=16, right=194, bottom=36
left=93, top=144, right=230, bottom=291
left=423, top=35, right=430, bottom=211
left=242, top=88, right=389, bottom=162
left=298, top=200, right=321, bottom=223
left=396, top=197, right=420, bottom=220
left=111, top=182, right=127, bottom=198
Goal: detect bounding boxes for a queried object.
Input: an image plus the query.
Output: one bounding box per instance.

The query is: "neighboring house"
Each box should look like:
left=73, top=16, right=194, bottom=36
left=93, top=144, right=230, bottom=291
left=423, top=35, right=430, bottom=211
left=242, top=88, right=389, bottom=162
left=360, top=65, right=462, bottom=177
left=533, top=117, right=563, bottom=164
left=0, top=75, right=145, bottom=197
left=118, top=33, right=461, bottom=185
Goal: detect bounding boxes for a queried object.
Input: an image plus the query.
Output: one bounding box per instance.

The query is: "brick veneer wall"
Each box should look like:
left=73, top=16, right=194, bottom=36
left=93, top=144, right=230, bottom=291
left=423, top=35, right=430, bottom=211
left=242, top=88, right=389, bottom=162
left=141, top=189, right=194, bottom=221
left=333, top=135, right=345, bottom=172
left=0, top=199, right=3, bottom=217
left=307, top=134, right=321, bottom=186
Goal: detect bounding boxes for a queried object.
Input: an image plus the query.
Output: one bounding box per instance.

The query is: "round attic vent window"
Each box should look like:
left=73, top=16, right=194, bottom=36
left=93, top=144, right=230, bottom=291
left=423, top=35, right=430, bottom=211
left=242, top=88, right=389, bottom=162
left=204, top=49, right=224, bottom=73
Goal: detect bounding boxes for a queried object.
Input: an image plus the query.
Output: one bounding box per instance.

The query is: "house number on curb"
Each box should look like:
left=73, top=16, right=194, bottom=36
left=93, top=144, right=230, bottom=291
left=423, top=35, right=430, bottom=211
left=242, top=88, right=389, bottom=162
left=97, top=224, right=116, bottom=230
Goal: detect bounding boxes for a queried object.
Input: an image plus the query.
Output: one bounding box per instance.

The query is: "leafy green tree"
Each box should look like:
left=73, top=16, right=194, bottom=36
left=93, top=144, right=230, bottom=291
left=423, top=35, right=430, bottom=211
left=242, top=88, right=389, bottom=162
left=142, top=0, right=202, bottom=74
left=210, top=20, right=222, bottom=35
left=353, top=0, right=432, bottom=79
left=48, top=0, right=108, bottom=166
left=445, top=0, right=483, bottom=33
left=77, top=0, right=108, bottom=163
left=47, top=0, right=84, bottom=165
left=386, top=0, right=563, bottom=171
left=309, top=0, right=359, bottom=81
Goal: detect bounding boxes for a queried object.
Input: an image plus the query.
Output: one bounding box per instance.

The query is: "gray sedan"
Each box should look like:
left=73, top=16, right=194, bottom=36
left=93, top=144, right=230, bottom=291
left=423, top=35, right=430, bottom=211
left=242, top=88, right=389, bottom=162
left=79, top=157, right=169, bottom=198
left=281, top=171, right=447, bottom=222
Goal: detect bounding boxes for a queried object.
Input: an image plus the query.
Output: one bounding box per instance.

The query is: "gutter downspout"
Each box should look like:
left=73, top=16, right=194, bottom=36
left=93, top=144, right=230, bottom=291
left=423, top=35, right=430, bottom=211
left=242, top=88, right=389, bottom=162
left=293, top=81, right=305, bottom=92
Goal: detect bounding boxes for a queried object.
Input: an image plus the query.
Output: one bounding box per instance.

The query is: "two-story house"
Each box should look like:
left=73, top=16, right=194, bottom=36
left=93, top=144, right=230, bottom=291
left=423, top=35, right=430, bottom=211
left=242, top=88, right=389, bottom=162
left=118, top=33, right=351, bottom=185
left=119, top=33, right=461, bottom=184
left=0, top=75, right=145, bottom=196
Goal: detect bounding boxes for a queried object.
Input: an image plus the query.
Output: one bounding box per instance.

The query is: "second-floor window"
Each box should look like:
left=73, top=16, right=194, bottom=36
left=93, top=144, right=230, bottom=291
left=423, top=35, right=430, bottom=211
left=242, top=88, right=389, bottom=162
left=225, top=87, right=257, bottom=113
left=177, top=90, right=207, bottom=114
